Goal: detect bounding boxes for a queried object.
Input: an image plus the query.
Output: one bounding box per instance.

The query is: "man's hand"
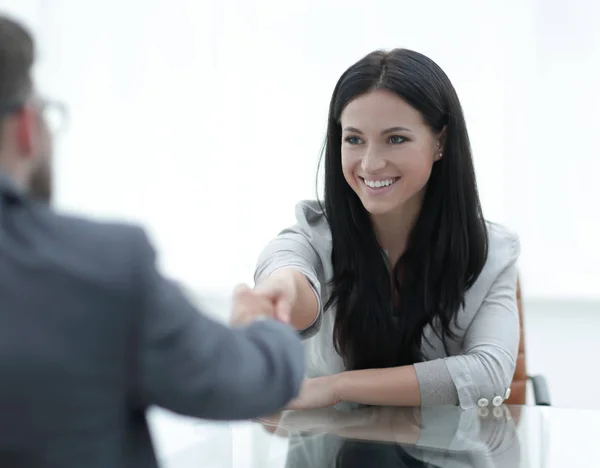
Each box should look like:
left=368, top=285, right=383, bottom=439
left=229, top=284, right=289, bottom=326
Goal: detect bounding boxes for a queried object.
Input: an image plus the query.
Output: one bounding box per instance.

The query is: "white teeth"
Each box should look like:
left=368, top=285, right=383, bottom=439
left=364, top=178, right=396, bottom=189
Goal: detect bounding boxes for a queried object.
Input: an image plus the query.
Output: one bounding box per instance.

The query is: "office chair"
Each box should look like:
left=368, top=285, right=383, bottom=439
left=506, top=278, right=551, bottom=406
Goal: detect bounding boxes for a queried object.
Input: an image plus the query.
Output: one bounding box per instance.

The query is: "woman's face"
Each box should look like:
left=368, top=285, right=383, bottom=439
left=340, top=89, right=442, bottom=217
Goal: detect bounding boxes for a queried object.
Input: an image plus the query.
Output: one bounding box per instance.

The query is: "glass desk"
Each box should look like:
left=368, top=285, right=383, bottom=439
left=158, top=404, right=600, bottom=468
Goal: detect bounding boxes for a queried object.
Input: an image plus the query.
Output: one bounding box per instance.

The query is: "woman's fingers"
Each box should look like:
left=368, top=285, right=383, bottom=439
left=231, top=284, right=275, bottom=324
left=230, top=283, right=293, bottom=325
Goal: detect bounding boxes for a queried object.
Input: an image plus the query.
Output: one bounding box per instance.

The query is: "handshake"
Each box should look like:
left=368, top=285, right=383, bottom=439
left=229, top=275, right=296, bottom=327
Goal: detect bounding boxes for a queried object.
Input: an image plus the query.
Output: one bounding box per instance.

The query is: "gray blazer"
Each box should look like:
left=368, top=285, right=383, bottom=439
left=0, top=172, right=304, bottom=468
left=255, top=200, right=520, bottom=410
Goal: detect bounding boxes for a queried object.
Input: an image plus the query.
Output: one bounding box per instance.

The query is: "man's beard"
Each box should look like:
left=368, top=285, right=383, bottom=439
left=28, top=158, right=52, bottom=203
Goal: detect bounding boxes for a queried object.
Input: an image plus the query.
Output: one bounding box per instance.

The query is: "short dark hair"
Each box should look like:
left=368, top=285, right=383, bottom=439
left=319, top=49, right=488, bottom=370
left=0, top=15, right=35, bottom=108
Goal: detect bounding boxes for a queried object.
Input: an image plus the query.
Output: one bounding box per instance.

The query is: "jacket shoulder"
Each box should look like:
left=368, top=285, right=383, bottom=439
left=24, top=204, right=153, bottom=292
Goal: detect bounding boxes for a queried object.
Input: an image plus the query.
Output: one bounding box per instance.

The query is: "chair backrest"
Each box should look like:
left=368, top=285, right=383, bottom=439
left=506, top=278, right=527, bottom=404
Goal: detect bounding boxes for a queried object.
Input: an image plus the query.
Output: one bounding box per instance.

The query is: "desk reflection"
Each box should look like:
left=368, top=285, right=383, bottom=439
left=258, top=405, right=521, bottom=468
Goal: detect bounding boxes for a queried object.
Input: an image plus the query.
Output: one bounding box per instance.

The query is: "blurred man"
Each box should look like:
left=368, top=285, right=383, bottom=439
left=0, top=15, right=303, bottom=468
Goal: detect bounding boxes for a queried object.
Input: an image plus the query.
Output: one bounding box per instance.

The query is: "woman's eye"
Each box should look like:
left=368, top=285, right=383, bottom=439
left=389, top=135, right=406, bottom=144
left=344, top=136, right=363, bottom=145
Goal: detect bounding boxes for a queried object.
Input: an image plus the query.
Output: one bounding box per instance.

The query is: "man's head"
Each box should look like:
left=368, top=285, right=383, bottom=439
left=0, top=15, right=54, bottom=202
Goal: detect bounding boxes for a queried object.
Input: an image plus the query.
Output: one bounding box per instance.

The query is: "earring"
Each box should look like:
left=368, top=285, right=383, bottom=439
left=438, top=152, right=443, bottom=159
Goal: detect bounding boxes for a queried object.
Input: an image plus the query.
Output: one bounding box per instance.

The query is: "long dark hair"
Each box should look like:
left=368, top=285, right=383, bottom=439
left=319, top=49, right=488, bottom=370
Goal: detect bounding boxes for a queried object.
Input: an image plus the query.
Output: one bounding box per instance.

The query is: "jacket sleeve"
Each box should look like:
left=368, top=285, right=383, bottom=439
left=413, top=235, right=520, bottom=409
left=254, top=228, right=325, bottom=339
left=255, top=201, right=330, bottom=339
left=131, top=228, right=305, bottom=420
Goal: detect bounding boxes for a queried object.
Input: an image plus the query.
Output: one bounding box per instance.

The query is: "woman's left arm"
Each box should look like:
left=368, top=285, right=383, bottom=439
left=333, top=365, right=422, bottom=406
left=291, top=235, right=520, bottom=410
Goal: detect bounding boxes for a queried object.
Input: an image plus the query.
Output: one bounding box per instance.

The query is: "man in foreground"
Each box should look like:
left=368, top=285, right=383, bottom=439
left=0, top=15, right=303, bottom=467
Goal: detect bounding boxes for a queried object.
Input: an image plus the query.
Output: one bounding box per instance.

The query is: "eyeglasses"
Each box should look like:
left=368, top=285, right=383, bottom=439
left=38, top=99, right=68, bottom=135
left=0, top=97, right=69, bottom=135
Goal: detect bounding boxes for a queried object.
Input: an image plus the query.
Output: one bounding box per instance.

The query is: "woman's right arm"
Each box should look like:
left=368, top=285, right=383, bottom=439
left=255, top=267, right=319, bottom=332
left=254, top=231, right=324, bottom=337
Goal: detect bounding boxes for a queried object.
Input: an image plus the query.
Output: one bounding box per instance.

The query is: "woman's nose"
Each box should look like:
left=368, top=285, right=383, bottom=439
left=361, top=148, right=387, bottom=173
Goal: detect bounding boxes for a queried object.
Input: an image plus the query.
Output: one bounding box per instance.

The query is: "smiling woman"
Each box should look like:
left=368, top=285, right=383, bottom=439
left=340, top=89, right=441, bottom=224
left=253, top=48, right=520, bottom=411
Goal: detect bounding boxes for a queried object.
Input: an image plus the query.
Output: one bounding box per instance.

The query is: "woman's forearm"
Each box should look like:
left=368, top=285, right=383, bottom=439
left=334, top=365, right=421, bottom=407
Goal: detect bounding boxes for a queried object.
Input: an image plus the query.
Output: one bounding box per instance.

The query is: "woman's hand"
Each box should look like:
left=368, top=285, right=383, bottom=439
left=229, top=284, right=285, bottom=326
left=286, top=376, right=342, bottom=410
left=253, top=269, right=298, bottom=323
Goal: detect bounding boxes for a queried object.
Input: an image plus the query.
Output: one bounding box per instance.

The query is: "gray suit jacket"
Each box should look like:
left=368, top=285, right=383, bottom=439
left=0, top=172, right=304, bottom=468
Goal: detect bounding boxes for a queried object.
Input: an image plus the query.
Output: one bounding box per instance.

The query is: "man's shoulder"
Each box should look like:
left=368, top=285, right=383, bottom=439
left=27, top=204, right=154, bottom=289
left=37, top=205, right=148, bottom=251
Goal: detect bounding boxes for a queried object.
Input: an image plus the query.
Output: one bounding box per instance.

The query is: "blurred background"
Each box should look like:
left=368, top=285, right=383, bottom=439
left=1, top=0, right=599, bottom=463
left=5, top=0, right=599, bottom=298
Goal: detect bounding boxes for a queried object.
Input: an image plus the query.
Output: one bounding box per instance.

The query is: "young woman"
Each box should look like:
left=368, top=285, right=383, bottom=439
left=254, top=49, right=520, bottom=410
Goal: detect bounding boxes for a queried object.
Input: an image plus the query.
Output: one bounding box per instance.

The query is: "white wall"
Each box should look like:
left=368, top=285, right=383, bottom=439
left=1, top=0, right=599, bottom=299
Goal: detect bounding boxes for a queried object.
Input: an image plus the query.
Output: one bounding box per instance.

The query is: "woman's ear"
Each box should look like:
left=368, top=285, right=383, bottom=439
left=435, top=126, right=447, bottom=161
left=438, top=125, right=447, bottom=149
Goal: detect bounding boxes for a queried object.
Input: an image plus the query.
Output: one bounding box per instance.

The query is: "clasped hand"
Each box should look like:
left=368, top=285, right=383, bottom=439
left=229, top=280, right=340, bottom=411
left=229, top=283, right=292, bottom=326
